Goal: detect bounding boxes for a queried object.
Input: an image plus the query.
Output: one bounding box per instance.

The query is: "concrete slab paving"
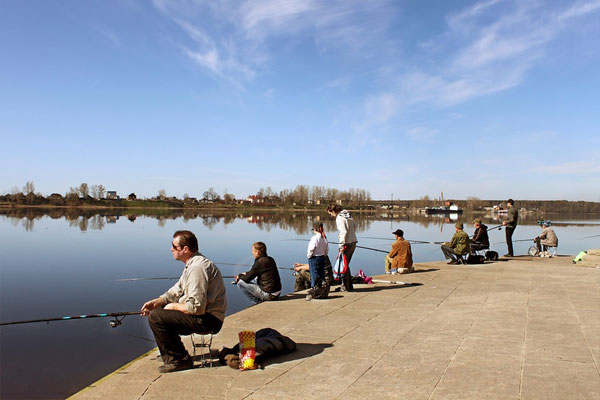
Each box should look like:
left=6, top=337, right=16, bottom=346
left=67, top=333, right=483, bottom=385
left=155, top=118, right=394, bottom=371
left=70, top=255, right=600, bottom=400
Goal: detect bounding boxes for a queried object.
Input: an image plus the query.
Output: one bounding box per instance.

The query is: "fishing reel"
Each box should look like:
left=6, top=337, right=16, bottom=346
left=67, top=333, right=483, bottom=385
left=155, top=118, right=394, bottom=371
left=109, top=316, right=125, bottom=328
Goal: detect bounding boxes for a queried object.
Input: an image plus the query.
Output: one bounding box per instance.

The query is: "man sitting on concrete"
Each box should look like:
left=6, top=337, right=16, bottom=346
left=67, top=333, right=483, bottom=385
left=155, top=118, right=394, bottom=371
left=141, top=230, right=227, bottom=373
left=235, top=242, right=282, bottom=304
left=441, top=222, right=470, bottom=265
left=471, top=219, right=490, bottom=252
left=534, top=221, right=558, bottom=257
left=385, top=229, right=414, bottom=274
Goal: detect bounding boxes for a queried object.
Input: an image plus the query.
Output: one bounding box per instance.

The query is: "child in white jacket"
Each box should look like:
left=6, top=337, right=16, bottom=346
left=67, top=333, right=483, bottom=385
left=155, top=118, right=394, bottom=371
left=307, top=222, right=329, bottom=287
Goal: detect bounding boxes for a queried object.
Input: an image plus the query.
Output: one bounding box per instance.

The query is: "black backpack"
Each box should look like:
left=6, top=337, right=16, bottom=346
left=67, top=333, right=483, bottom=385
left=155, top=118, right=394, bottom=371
left=467, top=254, right=485, bottom=264
left=308, top=278, right=330, bottom=299
left=485, top=251, right=499, bottom=261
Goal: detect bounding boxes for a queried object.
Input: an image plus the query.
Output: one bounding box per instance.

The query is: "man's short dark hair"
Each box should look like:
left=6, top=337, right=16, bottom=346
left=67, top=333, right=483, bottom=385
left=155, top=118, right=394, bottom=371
left=327, top=204, right=343, bottom=214
left=173, top=230, right=198, bottom=252
left=507, top=199, right=514, bottom=205
left=253, top=241, right=267, bottom=255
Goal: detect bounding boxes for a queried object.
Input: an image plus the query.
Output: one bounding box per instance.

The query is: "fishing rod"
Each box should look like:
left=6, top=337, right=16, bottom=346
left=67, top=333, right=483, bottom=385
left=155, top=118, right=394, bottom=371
left=116, top=275, right=240, bottom=281
left=217, top=262, right=294, bottom=271
left=493, top=238, right=534, bottom=244
left=0, top=311, right=141, bottom=327
left=283, top=238, right=390, bottom=254
left=357, top=236, right=434, bottom=244
left=577, top=233, right=600, bottom=240
left=215, top=262, right=253, bottom=267
left=486, top=225, right=503, bottom=231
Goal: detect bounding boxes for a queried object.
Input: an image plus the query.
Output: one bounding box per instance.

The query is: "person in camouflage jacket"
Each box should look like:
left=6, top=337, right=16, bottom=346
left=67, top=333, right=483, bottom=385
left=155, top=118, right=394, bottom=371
left=441, top=222, right=470, bottom=264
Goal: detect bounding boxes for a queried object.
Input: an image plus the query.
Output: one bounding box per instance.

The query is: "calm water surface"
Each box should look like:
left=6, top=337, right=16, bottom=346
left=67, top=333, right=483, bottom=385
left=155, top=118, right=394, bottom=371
left=1, top=209, right=598, bottom=399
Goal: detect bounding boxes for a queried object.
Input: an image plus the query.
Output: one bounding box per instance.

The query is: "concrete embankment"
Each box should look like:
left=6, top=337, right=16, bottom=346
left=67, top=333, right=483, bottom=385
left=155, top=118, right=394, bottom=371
left=70, top=254, right=600, bottom=399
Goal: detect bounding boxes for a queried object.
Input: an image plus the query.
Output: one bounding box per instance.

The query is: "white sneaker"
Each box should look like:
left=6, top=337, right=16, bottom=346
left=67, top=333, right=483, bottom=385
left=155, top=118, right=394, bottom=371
left=391, top=270, right=398, bottom=275
left=385, top=271, right=391, bottom=274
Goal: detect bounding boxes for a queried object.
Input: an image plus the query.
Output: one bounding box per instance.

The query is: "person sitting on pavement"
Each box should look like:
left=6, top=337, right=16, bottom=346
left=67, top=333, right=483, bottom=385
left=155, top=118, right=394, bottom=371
left=141, top=230, right=227, bottom=373
left=441, top=222, right=470, bottom=265
left=293, top=257, right=335, bottom=292
left=235, top=242, right=282, bottom=305
left=385, top=229, right=414, bottom=274
left=470, top=219, right=490, bottom=252
left=534, top=220, right=558, bottom=257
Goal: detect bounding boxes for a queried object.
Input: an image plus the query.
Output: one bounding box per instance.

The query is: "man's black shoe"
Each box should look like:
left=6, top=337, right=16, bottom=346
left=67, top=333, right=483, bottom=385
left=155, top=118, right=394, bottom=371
left=158, top=360, right=194, bottom=373
left=447, top=260, right=459, bottom=265
left=503, top=254, right=513, bottom=257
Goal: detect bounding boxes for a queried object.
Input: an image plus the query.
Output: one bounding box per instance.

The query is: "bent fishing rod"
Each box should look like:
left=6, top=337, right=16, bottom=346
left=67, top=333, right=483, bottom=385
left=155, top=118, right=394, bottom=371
left=0, top=311, right=141, bottom=327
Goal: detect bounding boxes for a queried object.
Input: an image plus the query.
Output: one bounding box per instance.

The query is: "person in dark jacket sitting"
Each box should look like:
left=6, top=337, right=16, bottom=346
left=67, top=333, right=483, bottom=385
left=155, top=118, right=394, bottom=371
left=470, top=219, right=489, bottom=252
left=235, top=242, right=282, bottom=304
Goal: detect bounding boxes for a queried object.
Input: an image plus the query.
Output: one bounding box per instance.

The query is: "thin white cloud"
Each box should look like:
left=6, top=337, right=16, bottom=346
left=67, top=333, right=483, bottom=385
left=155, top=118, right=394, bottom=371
left=357, top=0, right=600, bottom=130
left=406, top=127, right=439, bottom=143
left=239, top=0, right=317, bottom=39
left=534, top=160, right=600, bottom=175
left=93, top=25, right=122, bottom=47
left=557, top=0, right=600, bottom=20
left=153, top=0, right=393, bottom=88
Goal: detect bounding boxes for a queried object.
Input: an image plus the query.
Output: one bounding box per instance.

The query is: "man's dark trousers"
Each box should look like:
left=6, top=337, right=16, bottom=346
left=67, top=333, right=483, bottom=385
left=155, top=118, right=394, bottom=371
left=341, top=243, right=356, bottom=291
left=505, top=226, right=515, bottom=256
left=149, top=308, right=222, bottom=365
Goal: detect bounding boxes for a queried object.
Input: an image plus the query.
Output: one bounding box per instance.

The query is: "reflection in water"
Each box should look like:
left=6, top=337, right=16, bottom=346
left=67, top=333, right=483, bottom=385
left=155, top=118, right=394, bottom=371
left=1, top=208, right=598, bottom=234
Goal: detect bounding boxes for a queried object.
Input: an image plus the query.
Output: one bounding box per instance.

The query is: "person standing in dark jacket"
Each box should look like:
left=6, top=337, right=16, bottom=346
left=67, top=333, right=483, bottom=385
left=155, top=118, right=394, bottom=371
left=502, top=199, right=519, bottom=257
left=235, top=242, right=282, bottom=304
left=471, top=219, right=489, bottom=251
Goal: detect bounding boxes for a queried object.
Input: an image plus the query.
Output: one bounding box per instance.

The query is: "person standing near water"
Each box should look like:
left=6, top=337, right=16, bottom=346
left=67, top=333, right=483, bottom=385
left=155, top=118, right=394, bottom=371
left=141, top=230, right=227, bottom=373
left=306, top=222, right=329, bottom=287
left=327, top=204, right=357, bottom=292
left=502, top=199, right=519, bottom=257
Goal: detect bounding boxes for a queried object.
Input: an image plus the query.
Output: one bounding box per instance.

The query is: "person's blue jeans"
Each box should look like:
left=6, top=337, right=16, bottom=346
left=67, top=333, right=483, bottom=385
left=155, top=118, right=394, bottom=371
left=236, top=279, right=272, bottom=304
left=308, top=255, right=325, bottom=287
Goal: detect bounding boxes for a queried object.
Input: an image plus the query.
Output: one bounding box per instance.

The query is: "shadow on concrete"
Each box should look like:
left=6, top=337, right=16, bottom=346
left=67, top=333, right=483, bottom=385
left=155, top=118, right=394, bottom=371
left=281, top=293, right=346, bottom=301
left=352, top=283, right=423, bottom=293
left=262, top=342, right=334, bottom=367
left=411, top=268, right=439, bottom=274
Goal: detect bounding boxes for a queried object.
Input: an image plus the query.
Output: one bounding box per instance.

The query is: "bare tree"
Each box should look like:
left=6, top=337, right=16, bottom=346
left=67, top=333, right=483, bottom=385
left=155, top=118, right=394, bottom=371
left=23, top=181, right=35, bottom=194
left=202, top=187, right=220, bottom=201
left=223, top=193, right=235, bottom=203
left=97, top=184, right=105, bottom=199
left=79, top=183, right=89, bottom=198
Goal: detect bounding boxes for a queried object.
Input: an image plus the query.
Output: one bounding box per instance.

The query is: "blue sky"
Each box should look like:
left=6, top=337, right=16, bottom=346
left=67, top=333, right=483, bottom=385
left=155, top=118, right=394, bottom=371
left=1, top=0, right=599, bottom=201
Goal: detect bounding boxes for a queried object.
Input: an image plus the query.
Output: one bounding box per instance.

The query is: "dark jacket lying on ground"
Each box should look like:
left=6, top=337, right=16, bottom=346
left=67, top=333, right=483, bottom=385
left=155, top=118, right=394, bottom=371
left=219, top=328, right=296, bottom=367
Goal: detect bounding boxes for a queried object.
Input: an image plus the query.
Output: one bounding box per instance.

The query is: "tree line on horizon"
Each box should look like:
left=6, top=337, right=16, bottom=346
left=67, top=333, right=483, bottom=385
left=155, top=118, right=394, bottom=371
left=1, top=181, right=372, bottom=208
left=2, top=181, right=599, bottom=213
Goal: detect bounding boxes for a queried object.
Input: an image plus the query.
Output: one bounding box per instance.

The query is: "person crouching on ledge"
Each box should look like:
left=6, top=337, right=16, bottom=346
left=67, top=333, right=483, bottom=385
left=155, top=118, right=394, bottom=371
left=385, top=229, right=414, bottom=274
